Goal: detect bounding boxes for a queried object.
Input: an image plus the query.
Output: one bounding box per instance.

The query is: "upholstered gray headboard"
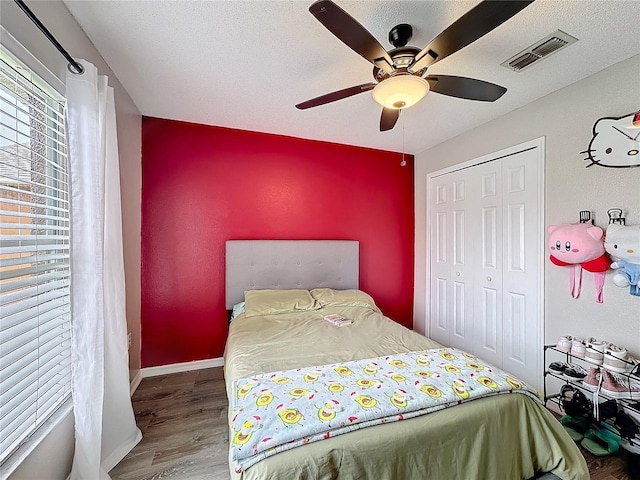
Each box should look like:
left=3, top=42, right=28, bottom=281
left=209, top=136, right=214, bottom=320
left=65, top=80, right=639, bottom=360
left=225, top=240, right=359, bottom=309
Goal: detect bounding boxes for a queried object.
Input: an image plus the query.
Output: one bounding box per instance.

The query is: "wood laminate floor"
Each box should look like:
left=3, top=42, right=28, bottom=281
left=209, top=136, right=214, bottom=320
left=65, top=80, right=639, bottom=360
left=110, top=367, right=634, bottom=480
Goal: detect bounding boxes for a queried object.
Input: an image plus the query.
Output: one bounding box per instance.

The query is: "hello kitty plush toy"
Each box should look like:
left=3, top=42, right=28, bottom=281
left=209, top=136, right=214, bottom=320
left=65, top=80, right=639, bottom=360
left=548, top=222, right=611, bottom=302
left=604, top=223, right=640, bottom=296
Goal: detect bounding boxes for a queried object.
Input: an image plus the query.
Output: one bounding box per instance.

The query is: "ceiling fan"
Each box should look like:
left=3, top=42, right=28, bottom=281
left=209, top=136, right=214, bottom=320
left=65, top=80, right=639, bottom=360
left=296, top=0, right=535, bottom=131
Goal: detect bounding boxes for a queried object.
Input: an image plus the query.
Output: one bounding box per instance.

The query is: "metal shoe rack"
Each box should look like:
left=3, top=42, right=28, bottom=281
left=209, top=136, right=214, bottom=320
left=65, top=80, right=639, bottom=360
left=543, top=344, right=640, bottom=447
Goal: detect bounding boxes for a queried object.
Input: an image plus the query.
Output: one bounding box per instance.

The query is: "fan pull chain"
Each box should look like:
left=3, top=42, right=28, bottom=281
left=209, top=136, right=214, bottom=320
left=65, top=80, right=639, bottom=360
left=400, top=112, right=406, bottom=166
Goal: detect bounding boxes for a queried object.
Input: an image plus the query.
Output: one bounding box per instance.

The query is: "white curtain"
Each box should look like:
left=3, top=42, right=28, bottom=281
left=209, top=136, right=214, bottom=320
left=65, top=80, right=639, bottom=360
left=65, top=60, right=142, bottom=480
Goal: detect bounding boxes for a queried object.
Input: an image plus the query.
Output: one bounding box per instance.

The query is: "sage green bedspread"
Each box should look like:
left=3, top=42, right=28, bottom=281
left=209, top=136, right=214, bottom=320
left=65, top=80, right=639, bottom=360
left=224, top=305, right=589, bottom=480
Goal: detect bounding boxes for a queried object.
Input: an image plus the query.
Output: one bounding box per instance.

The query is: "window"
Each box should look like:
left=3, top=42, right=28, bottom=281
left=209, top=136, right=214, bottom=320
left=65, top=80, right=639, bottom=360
left=0, top=44, right=71, bottom=464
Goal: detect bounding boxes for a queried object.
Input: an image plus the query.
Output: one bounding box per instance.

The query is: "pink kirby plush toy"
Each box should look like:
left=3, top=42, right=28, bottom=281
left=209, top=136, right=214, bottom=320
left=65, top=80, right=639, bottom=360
left=548, top=223, right=611, bottom=302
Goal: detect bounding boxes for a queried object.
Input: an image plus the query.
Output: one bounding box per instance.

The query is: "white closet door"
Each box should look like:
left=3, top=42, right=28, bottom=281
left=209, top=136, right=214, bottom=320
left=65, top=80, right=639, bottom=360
left=429, top=169, right=474, bottom=353
left=500, top=147, right=541, bottom=388
left=471, top=161, right=503, bottom=368
left=427, top=139, right=543, bottom=391
left=428, top=175, right=451, bottom=347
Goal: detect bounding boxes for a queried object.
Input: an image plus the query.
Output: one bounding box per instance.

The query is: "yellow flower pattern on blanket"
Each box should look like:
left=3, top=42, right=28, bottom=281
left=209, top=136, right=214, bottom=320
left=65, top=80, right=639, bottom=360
left=230, top=348, right=538, bottom=473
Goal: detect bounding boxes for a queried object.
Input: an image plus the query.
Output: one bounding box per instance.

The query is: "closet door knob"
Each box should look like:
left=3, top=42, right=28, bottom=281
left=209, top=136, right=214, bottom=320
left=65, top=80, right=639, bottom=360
left=456, top=272, right=461, bottom=277
left=487, top=276, right=492, bottom=282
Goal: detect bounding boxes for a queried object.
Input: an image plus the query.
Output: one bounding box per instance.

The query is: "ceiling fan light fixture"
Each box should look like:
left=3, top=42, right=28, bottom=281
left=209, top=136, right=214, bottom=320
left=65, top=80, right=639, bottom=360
left=372, top=75, right=429, bottom=110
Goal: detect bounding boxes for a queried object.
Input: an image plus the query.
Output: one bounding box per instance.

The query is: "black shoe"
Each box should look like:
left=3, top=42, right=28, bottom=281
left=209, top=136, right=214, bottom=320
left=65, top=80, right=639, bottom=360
left=564, top=365, right=588, bottom=381
left=549, top=361, right=569, bottom=374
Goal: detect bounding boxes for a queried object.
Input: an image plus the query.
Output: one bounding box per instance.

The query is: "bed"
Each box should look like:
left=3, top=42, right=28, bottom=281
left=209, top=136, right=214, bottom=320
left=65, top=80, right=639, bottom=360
left=224, top=240, right=589, bottom=480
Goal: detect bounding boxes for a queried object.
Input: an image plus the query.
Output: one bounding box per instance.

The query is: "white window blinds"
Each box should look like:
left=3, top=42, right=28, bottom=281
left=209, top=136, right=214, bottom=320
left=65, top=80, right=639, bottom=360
left=0, top=45, right=71, bottom=463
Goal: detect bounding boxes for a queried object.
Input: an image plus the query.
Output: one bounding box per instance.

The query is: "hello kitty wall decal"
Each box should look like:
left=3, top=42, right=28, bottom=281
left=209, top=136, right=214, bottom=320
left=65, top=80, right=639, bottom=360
left=581, top=110, right=640, bottom=168
left=548, top=209, right=640, bottom=301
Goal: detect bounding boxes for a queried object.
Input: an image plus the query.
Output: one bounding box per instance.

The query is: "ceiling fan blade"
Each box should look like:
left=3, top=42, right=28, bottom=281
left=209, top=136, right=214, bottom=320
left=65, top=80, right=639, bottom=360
left=425, top=75, right=507, bottom=102
left=296, top=82, right=377, bottom=110
left=408, top=0, right=534, bottom=73
left=309, top=0, right=394, bottom=74
left=380, top=108, right=400, bottom=131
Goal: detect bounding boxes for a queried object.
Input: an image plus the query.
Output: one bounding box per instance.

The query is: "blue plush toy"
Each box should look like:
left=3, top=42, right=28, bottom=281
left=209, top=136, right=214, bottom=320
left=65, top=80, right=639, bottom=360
left=604, top=223, right=640, bottom=296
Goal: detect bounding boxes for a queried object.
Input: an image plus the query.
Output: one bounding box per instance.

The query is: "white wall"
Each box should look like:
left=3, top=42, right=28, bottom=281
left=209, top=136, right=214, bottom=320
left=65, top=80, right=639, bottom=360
left=414, top=54, right=640, bottom=359
left=1, top=1, right=141, bottom=478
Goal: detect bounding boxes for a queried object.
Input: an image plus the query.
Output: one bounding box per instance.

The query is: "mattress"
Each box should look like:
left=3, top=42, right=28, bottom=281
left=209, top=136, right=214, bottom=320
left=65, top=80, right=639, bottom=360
left=224, top=295, right=589, bottom=480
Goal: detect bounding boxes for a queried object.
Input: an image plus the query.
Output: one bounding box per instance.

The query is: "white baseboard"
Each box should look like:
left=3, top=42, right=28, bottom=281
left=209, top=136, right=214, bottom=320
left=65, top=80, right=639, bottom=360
left=130, top=370, right=143, bottom=396
left=140, top=357, right=225, bottom=379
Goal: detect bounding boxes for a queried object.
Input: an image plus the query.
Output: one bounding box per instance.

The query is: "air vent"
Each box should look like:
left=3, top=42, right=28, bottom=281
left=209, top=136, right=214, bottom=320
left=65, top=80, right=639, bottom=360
left=531, top=37, right=568, bottom=56
left=509, top=53, right=538, bottom=70
left=502, top=30, right=578, bottom=72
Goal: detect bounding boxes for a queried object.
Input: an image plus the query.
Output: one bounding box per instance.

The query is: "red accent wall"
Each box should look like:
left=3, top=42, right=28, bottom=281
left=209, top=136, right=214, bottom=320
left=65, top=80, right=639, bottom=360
left=141, top=117, right=414, bottom=367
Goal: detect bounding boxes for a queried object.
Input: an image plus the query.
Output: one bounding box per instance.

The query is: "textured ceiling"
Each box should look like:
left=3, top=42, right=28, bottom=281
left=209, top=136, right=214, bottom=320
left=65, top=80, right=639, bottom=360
left=62, top=0, right=640, bottom=154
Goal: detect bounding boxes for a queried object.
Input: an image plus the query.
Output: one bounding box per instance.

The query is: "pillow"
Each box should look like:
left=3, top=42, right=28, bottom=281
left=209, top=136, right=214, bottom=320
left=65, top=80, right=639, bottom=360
left=230, top=301, right=245, bottom=321
left=244, top=289, right=318, bottom=318
left=310, top=288, right=380, bottom=312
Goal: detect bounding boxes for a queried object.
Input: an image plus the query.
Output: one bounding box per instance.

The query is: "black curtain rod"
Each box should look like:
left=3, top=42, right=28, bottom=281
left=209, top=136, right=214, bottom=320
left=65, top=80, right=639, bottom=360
left=13, top=0, right=84, bottom=74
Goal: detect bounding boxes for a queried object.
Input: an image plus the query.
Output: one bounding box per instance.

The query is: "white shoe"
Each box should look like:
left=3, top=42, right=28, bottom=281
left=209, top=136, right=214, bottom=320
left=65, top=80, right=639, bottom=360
left=585, top=338, right=605, bottom=365
left=603, top=344, right=633, bottom=373
left=556, top=335, right=573, bottom=352
left=586, top=338, right=606, bottom=352
left=571, top=339, right=586, bottom=358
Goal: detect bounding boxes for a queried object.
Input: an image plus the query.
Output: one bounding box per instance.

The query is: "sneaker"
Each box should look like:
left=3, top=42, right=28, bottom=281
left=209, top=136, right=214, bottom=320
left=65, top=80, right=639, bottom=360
left=549, top=361, right=570, bottom=374
left=557, top=335, right=573, bottom=352
left=586, top=337, right=606, bottom=352
left=582, top=367, right=601, bottom=392
left=604, top=344, right=632, bottom=373
left=571, top=339, right=586, bottom=358
left=564, top=364, right=588, bottom=381
left=585, top=349, right=604, bottom=365
left=585, top=338, right=606, bottom=365
left=608, top=344, right=628, bottom=359
left=601, top=369, right=640, bottom=399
